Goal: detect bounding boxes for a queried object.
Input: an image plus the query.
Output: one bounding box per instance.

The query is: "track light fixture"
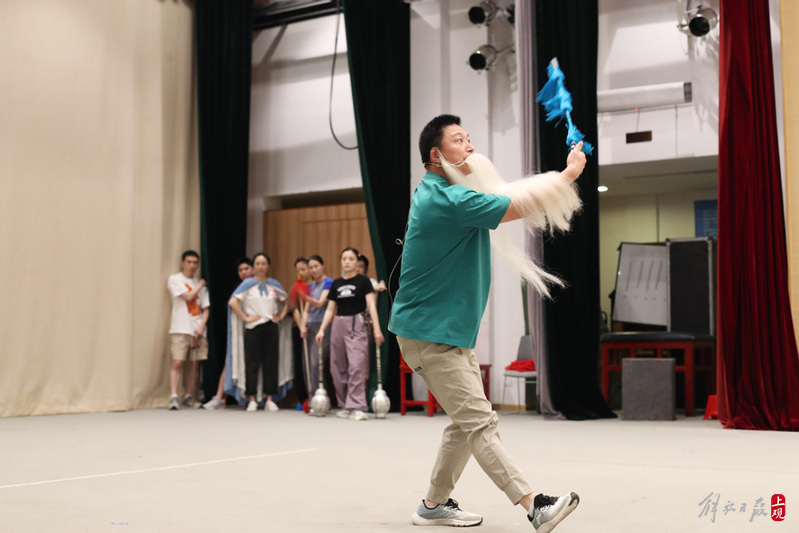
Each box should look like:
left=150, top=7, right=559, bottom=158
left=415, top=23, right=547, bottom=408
left=469, top=45, right=496, bottom=71
left=468, top=44, right=514, bottom=72
left=468, top=1, right=497, bottom=25
left=677, top=1, right=717, bottom=37
left=468, top=1, right=514, bottom=26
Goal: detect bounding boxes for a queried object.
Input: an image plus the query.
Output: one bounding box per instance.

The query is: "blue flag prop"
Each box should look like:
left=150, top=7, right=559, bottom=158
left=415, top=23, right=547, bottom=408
left=537, top=58, right=594, bottom=155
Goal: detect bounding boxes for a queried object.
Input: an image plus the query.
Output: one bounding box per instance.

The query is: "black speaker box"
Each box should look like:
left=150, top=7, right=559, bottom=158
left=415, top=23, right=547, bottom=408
left=667, top=238, right=716, bottom=335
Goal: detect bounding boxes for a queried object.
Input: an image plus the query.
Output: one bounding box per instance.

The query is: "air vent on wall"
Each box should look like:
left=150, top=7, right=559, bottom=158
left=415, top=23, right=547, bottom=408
left=598, top=82, right=692, bottom=113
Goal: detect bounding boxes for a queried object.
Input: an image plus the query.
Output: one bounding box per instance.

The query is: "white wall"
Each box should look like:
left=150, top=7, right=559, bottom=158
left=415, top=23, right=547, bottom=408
left=596, top=0, right=719, bottom=327
left=597, top=0, right=719, bottom=166
left=249, top=15, right=360, bottom=255
left=410, top=0, right=525, bottom=404
left=596, top=0, right=785, bottom=321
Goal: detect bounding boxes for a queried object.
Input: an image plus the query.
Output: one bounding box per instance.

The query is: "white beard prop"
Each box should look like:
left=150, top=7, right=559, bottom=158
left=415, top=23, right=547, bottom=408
left=439, top=152, right=582, bottom=298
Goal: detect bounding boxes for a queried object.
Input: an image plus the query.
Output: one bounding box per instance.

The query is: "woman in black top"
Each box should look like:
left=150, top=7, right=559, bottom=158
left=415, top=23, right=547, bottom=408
left=316, top=247, right=384, bottom=421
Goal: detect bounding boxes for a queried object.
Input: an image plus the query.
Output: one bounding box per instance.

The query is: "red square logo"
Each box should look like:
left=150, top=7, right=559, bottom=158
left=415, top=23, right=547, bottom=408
left=771, top=494, right=785, bottom=522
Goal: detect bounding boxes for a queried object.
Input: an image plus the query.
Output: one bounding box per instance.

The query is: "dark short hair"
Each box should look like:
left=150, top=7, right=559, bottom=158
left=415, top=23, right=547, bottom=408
left=253, top=252, right=271, bottom=265
left=308, top=255, right=324, bottom=265
left=419, top=114, right=461, bottom=166
left=358, top=254, right=369, bottom=271
left=182, top=250, right=199, bottom=261
left=236, top=256, right=252, bottom=268
left=294, top=257, right=308, bottom=267
left=340, top=247, right=360, bottom=258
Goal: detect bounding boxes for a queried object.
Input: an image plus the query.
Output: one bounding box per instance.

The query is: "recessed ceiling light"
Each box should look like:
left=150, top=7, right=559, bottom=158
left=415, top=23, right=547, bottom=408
left=598, top=186, right=608, bottom=192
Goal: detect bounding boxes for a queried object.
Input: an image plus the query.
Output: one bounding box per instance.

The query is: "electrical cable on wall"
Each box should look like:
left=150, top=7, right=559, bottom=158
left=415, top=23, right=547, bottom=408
left=329, top=0, right=357, bottom=151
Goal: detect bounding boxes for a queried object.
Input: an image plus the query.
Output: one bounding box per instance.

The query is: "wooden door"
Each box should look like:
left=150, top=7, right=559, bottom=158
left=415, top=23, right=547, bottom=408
left=262, top=203, right=375, bottom=290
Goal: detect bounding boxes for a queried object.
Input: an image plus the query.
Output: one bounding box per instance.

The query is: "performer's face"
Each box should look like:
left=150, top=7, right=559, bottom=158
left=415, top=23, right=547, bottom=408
left=340, top=251, right=358, bottom=275
left=253, top=256, right=269, bottom=277
left=357, top=260, right=367, bottom=275
left=238, top=262, right=253, bottom=280
left=295, top=261, right=309, bottom=281
left=308, top=259, right=324, bottom=281
left=430, top=124, right=474, bottom=168
left=181, top=256, right=199, bottom=277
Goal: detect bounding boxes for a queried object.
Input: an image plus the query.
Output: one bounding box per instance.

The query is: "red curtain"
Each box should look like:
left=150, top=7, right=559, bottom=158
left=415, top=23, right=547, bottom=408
left=717, top=0, right=799, bottom=430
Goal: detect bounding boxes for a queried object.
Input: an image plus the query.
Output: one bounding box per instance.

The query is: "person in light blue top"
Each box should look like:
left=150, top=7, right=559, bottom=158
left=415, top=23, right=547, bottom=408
left=228, top=252, right=288, bottom=412
left=389, top=114, right=586, bottom=531
left=302, top=255, right=334, bottom=399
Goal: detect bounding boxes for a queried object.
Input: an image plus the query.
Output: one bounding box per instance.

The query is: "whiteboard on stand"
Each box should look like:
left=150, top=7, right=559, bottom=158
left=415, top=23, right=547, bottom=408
left=612, top=243, right=668, bottom=326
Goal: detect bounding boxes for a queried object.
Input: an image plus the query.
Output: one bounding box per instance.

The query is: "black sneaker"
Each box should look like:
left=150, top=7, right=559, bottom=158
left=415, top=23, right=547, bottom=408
left=412, top=498, right=483, bottom=527
left=528, top=492, right=580, bottom=532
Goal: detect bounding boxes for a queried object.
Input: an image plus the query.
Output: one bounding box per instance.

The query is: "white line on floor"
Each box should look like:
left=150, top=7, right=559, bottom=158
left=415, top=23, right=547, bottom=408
left=0, top=448, right=317, bottom=489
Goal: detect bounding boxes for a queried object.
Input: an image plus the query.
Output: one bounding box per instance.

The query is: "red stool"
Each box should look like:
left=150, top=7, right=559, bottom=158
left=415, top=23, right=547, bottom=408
left=703, top=394, right=718, bottom=420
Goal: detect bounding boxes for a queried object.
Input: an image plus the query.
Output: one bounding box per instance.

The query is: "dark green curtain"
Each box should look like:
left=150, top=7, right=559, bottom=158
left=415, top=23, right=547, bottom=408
left=342, top=0, right=410, bottom=410
left=195, top=0, right=253, bottom=399
left=535, top=1, right=614, bottom=419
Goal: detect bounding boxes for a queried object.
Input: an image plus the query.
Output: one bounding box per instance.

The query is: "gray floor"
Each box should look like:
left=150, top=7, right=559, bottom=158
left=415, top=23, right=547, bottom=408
left=1, top=406, right=796, bottom=533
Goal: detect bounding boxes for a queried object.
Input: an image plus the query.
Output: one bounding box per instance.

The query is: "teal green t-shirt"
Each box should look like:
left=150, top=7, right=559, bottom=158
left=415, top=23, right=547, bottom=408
left=388, top=172, right=511, bottom=349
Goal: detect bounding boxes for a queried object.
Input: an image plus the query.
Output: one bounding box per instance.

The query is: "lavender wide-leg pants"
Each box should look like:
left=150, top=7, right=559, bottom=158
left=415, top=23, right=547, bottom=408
left=329, top=314, right=370, bottom=411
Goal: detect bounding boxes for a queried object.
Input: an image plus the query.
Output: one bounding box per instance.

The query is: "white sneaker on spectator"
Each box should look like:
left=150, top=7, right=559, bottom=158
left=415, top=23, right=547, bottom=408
left=265, top=400, right=279, bottom=412
left=203, top=396, right=224, bottom=410
left=349, top=410, right=368, bottom=421
left=336, top=409, right=351, bottom=419
left=168, top=394, right=179, bottom=411
left=183, top=394, right=193, bottom=407
left=246, top=401, right=258, bottom=412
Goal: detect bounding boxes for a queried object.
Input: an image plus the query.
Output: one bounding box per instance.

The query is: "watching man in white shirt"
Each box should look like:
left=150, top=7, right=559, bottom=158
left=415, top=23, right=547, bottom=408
left=166, top=250, right=210, bottom=410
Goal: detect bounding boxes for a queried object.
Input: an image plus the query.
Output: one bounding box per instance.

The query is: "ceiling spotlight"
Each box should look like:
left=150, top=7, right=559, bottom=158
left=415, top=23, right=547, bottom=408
left=468, top=1, right=498, bottom=26
left=678, top=2, right=718, bottom=37
left=468, top=44, right=514, bottom=72
left=469, top=45, right=497, bottom=71
left=688, top=6, right=717, bottom=36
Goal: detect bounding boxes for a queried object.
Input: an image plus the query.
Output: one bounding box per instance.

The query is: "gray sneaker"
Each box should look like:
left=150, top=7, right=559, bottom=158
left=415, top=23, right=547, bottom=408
left=183, top=394, right=193, bottom=407
left=168, top=395, right=179, bottom=410
left=528, top=492, right=579, bottom=533
left=412, top=498, right=482, bottom=527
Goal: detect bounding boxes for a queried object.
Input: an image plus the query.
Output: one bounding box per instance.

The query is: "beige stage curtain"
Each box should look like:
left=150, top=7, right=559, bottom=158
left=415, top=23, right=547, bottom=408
left=0, top=1, right=199, bottom=417
left=784, top=2, right=799, bottom=343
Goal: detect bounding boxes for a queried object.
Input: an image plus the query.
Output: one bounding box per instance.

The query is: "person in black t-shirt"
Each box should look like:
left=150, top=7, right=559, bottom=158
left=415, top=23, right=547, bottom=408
left=316, top=247, right=383, bottom=421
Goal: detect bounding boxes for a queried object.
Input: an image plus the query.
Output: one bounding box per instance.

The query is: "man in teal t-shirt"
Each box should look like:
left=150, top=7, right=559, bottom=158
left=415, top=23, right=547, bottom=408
left=389, top=115, right=586, bottom=532
left=388, top=166, right=509, bottom=349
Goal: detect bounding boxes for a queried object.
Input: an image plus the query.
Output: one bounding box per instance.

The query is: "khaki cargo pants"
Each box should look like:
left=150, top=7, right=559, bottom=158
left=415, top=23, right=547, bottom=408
left=397, top=336, right=533, bottom=505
